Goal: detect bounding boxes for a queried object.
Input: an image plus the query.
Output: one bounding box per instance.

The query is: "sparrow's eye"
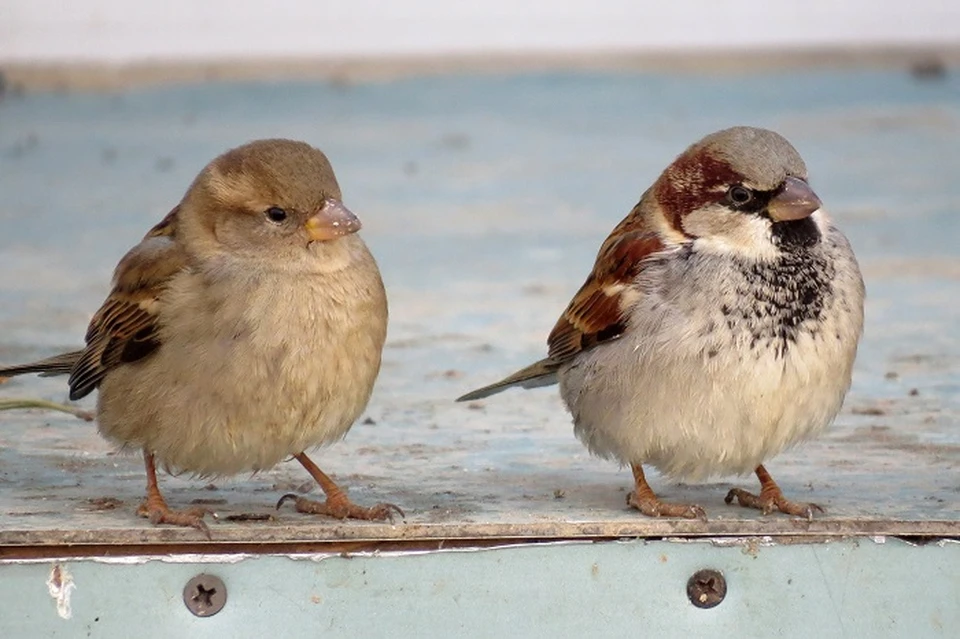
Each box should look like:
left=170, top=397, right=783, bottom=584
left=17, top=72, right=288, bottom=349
left=727, top=185, right=754, bottom=206
left=265, top=207, right=288, bottom=223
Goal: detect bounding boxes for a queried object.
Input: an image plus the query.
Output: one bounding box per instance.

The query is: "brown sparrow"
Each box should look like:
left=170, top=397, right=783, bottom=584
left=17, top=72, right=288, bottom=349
left=459, top=127, right=864, bottom=519
left=0, top=139, right=401, bottom=533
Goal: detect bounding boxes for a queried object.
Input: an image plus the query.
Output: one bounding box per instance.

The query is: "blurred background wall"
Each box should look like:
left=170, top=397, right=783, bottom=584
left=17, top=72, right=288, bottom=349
left=2, top=0, right=959, bottom=63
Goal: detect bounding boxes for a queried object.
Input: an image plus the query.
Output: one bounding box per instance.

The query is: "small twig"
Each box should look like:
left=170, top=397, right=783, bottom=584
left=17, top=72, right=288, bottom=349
left=0, top=398, right=94, bottom=421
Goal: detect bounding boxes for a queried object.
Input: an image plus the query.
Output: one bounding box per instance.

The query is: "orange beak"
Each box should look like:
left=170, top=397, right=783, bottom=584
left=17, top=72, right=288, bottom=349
left=305, top=198, right=361, bottom=241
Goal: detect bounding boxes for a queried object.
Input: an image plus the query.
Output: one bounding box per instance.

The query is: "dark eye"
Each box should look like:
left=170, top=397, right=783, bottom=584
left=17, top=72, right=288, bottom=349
left=265, top=207, right=288, bottom=223
left=727, top=185, right=753, bottom=206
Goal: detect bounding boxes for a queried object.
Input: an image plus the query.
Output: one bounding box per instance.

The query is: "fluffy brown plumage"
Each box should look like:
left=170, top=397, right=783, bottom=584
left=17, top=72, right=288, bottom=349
left=460, top=127, right=864, bottom=520
left=1, top=139, right=401, bottom=533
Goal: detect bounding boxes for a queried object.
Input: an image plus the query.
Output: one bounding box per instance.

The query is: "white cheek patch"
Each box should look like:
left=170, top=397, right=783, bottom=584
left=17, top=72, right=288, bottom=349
left=683, top=205, right=780, bottom=261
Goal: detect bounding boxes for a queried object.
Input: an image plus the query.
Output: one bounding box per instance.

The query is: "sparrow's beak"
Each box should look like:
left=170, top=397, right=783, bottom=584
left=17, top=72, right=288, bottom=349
left=305, top=198, right=362, bottom=241
left=767, top=177, right=822, bottom=222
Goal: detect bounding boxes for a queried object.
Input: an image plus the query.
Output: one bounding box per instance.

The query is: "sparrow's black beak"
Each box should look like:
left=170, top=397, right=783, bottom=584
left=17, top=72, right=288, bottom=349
left=305, top=198, right=361, bottom=241
left=767, top=177, right=822, bottom=222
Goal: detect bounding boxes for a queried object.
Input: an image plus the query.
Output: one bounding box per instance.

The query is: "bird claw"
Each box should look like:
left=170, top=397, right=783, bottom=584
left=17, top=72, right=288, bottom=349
left=276, top=493, right=301, bottom=510
left=627, top=491, right=706, bottom=520
left=137, top=501, right=213, bottom=538
left=277, top=493, right=404, bottom=522
left=366, top=502, right=406, bottom=522
left=724, top=488, right=823, bottom=521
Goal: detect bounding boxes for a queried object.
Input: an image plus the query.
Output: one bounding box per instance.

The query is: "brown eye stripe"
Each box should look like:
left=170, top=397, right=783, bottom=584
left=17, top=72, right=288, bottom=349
left=653, top=150, right=742, bottom=230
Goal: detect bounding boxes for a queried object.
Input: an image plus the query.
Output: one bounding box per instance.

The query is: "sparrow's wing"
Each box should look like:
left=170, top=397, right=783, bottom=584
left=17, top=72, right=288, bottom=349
left=458, top=206, right=669, bottom=402
left=67, top=206, right=186, bottom=400
left=546, top=227, right=665, bottom=361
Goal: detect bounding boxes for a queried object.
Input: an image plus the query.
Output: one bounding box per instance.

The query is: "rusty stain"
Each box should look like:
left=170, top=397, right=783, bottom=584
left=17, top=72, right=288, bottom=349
left=46, top=564, right=75, bottom=619
left=659, top=554, right=668, bottom=563
left=310, top=595, right=323, bottom=604
left=50, top=564, right=62, bottom=588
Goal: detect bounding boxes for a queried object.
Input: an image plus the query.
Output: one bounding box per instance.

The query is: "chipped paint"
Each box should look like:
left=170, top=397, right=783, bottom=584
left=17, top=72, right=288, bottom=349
left=45, top=564, right=75, bottom=620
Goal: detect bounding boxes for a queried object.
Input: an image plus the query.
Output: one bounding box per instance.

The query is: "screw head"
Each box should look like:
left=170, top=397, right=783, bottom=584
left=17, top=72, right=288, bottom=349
left=183, top=574, right=227, bottom=617
left=686, top=569, right=726, bottom=609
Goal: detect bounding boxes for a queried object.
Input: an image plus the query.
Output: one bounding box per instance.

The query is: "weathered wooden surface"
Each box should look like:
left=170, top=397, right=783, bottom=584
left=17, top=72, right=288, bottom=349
left=0, top=68, right=958, bottom=548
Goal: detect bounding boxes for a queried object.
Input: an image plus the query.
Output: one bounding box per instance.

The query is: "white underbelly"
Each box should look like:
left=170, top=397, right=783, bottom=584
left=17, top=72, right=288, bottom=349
left=560, top=327, right=854, bottom=481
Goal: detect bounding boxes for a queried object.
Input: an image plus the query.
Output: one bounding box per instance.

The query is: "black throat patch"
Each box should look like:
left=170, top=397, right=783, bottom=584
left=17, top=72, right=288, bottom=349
left=723, top=237, right=835, bottom=357
left=770, top=217, right=822, bottom=250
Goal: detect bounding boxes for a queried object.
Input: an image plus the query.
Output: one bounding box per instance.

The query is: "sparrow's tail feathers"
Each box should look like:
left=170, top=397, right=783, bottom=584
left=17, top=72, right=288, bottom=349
left=456, top=358, right=561, bottom=402
left=0, top=350, right=83, bottom=379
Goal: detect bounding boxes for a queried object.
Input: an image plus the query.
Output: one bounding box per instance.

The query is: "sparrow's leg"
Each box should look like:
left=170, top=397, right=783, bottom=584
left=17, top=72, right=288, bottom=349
left=627, top=464, right=706, bottom=519
left=725, top=465, right=823, bottom=520
left=136, top=451, right=211, bottom=537
left=277, top=452, right=404, bottom=522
